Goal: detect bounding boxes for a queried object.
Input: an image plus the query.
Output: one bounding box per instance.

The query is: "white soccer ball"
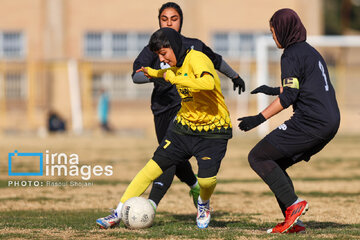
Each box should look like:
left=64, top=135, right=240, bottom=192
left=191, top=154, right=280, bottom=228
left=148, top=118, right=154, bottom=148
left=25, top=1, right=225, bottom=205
left=121, top=197, right=155, bottom=229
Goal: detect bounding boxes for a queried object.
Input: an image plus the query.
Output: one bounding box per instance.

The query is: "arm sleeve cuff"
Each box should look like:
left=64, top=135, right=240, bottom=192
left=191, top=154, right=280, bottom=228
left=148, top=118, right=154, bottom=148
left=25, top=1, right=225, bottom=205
left=279, top=87, right=299, bottom=108
left=132, top=72, right=151, bottom=84
left=218, top=60, right=239, bottom=79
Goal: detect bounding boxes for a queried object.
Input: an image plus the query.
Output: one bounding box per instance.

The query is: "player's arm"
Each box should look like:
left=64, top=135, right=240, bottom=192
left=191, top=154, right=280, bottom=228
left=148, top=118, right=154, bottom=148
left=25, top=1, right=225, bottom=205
left=237, top=55, right=300, bottom=132
left=164, top=53, right=215, bottom=90
left=237, top=78, right=299, bottom=132
left=261, top=97, right=284, bottom=119
left=278, top=55, right=300, bottom=108
left=164, top=70, right=215, bottom=90
left=201, top=43, right=245, bottom=94
left=132, top=46, right=157, bottom=84
left=138, top=66, right=177, bottom=78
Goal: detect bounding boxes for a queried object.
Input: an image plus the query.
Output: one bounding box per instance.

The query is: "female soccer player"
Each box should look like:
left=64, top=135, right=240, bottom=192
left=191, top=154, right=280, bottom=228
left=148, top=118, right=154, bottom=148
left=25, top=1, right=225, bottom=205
left=97, top=27, right=232, bottom=229
left=132, top=2, right=245, bottom=211
left=237, top=8, right=340, bottom=234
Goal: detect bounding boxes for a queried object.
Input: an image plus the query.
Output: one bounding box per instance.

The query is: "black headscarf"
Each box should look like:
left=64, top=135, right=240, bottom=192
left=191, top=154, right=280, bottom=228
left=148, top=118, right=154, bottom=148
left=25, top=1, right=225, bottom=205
left=270, top=8, right=307, bottom=48
left=149, top=27, right=187, bottom=67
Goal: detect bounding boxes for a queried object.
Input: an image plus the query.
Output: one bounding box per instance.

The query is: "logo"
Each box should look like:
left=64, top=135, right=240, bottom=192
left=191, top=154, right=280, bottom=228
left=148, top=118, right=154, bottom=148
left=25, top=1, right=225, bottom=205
left=278, top=123, right=287, bottom=131
left=8, top=150, right=113, bottom=180
left=154, top=182, right=164, bottom=187
left=282, top=77, right=299, bottom=89
left=178, top=87, right=193, bottom=102
left=8, top=150, right=43, bottom=176
left=290, top=206, right=303, bottom=216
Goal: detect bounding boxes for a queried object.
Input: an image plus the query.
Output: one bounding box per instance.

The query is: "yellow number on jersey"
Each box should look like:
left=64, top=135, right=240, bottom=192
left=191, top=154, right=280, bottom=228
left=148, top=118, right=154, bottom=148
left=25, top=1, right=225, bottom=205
left=163, top=139, right=171, bottom=149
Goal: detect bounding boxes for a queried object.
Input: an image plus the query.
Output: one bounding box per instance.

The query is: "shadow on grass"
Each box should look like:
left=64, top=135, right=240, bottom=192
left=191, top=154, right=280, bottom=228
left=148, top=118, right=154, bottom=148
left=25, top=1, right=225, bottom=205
left=156, top=211, right=267, bottom=229
left=305, top=221, right=355, bottom=229
left=156, top=211, right=359, bottom=232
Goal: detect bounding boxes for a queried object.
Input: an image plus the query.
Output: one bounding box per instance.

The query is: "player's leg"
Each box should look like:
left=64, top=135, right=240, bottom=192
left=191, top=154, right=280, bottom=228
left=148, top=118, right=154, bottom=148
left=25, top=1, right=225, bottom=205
left=150, top=107, right=198, bottom=208
left=96, top=158, right=164, bottom=229
left=248, top=138, right=308, bottom=233
left=96, top=130, right=185, bottom=229
left=194, top=137, right=228, bottom=228
left=148, top=162, right=198, bottom=209
left=274, top=136, right=336, bottom=233
left=174, top=161, right=199, bottom=207
left=148, top=166, right=176, bottom=209
left=247, top=119, right=336, bottom=233
left=273, top=159, right=306, bottom=233
left=274, top=158, right=296, bottom=217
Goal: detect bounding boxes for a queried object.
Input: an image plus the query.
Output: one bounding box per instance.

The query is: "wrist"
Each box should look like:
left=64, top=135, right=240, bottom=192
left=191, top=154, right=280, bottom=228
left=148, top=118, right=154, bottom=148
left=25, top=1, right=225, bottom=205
left=274, top=87, right=281, bottom=95
left=145, top=67, right=161, bottom=78
left=165, top=70, right=176, bottom=83
left=258, top=112, right=266, bottom=122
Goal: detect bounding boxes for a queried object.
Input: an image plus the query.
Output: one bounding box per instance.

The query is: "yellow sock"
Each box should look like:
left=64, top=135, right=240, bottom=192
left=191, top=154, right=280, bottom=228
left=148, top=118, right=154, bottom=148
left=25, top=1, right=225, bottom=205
left=198, top=176, right=217, bottom=202
left=120, top=159, right=163, bottom=203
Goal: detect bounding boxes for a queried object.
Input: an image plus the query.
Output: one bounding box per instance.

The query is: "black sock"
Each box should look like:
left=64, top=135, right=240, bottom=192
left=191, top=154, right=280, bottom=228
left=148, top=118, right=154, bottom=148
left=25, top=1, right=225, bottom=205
left=275, top=170, right=295, bottom=216
left=248, top=139, right=298, bottom=211
left=174, top=161, right=197, bottom=187
left=263, top=167, right=298, bottom=209
left=148, top=166, right=176, bottom=206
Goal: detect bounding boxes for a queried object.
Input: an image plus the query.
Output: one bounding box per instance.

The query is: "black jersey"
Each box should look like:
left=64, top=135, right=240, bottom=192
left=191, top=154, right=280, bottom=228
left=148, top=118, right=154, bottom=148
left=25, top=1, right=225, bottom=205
left=132, top=36, right=222, bottom=116
left=278, top=42, right=340, bottom=138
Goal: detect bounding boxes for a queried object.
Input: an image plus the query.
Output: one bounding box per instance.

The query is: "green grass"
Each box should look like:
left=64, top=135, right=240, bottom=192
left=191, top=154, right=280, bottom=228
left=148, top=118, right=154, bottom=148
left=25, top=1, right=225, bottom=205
left=0, top=210, right=359, bottom=239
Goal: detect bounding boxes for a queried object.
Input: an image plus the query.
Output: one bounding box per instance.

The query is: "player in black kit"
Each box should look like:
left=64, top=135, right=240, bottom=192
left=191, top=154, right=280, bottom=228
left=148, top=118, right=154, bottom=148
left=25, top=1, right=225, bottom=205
left=237, top=8, right=340, bottom=234
left=132, top=2, right=246, bottom=211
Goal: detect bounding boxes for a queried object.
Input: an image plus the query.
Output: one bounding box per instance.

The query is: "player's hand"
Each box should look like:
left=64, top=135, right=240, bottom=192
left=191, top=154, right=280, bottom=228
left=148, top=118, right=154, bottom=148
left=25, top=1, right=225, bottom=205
left=136, top=67, right=151, bottom=78
left=232, top=76, right=245, bottom=94
left=251, top=85, right=280, bottom=96
left=237, top=113, right=266, bottom=131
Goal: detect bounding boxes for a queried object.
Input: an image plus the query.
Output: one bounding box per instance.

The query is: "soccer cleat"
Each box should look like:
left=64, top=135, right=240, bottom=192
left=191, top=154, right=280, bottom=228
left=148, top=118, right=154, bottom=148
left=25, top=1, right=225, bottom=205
left=197, top=200, right=211, bottom=229
left=287, top=223, right=306, bottom=233
left=189, top=183, right=200, bottom=208
left=96, top=209, right=121, bottom=229
left=267, top=200, right=309, bottom=233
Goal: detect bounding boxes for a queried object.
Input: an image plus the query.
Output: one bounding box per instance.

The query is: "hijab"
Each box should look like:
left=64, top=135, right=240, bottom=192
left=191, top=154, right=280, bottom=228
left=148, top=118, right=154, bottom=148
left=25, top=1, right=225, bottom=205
left=270, top=8, right=307, bottom=48
left=149, top=27, right=187, bottom=67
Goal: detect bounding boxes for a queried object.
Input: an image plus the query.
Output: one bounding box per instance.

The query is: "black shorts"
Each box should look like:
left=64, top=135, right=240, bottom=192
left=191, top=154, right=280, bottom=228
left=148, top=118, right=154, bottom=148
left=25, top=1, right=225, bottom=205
left=153, top=106, right=181, bottom=143
left=265, top=119, right=337, bottom=162
left=152, top=129, right=228, bottom=178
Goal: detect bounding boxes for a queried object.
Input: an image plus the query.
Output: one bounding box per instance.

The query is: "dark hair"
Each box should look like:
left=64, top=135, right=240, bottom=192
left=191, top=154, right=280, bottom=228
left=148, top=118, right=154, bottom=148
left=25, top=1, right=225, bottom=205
left=149, top=29, right=171, bottom=52
left=158, top=2, right=183, bottom=33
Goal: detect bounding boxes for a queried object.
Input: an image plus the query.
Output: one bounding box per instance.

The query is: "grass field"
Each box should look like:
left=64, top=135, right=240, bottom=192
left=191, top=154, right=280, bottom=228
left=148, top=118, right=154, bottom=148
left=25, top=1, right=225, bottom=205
left=0, top=133, right=359, bottom=239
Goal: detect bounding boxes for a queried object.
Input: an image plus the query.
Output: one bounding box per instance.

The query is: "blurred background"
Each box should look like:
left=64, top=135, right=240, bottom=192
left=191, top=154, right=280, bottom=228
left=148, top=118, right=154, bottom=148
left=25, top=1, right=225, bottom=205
left=0, top=0, right=359, bottom=137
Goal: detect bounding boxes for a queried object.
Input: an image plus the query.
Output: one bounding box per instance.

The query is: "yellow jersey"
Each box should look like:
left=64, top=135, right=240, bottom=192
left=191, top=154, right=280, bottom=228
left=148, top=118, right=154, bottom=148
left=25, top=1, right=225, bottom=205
left=147, top=49, right=232, bottom=139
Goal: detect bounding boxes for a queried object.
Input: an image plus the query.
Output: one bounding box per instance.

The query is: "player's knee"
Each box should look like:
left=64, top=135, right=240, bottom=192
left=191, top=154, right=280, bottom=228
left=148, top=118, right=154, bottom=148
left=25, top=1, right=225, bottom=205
left=152, top=152, right=174, bottom=173
left=198, top=176, right=217, bottom=189
left=143, top=159, right=163, bottom=181
left=248, top=147, right=258, bottom=170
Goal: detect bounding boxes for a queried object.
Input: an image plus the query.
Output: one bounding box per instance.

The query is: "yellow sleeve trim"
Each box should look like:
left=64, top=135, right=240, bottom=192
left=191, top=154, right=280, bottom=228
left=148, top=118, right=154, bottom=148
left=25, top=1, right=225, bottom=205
left=282, top=77, right=299, bottom=89
left=145, top=67, right=165, bottom=78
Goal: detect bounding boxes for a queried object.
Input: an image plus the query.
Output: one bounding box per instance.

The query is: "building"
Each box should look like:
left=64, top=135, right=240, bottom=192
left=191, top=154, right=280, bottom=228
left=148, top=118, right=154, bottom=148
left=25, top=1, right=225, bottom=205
left=0, top=0, right=358, bottom=135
